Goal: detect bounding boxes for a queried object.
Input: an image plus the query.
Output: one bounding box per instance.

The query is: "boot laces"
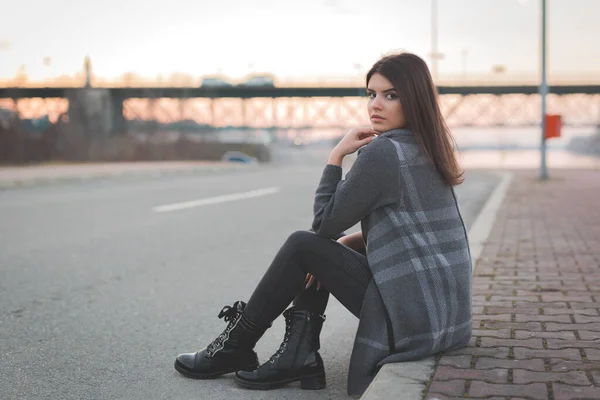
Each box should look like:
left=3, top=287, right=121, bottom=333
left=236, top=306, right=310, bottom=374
left=268, top=309, right=294, bottom=363
left=205, top=303, right=242, bottom=358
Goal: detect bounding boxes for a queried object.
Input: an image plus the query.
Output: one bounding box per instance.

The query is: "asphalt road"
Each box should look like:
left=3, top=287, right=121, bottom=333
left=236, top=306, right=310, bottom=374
left=0, top=145, right=500, bottom=400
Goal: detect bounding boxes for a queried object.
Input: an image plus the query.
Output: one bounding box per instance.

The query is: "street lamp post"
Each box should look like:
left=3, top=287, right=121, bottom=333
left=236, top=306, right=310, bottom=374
left=539, top=0, right=549, bottom=180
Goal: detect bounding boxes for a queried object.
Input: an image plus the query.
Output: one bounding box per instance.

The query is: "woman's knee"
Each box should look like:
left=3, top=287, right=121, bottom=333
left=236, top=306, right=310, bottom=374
left=284, top=230, right=318, bottom=250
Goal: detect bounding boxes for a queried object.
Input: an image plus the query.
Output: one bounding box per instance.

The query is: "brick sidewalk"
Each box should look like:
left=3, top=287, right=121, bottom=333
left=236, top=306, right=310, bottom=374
left=425, top=170, right=600, bottom=400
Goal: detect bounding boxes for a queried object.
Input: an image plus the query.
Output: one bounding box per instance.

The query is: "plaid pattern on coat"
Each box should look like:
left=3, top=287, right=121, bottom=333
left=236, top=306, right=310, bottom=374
left=312, top=129, right=472, bottom=395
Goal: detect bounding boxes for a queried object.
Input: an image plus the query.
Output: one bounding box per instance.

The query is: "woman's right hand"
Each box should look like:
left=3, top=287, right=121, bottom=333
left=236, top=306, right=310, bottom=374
left=333, top=127, right=378, bottom=157
left=305, top=273, right=321, bottom=291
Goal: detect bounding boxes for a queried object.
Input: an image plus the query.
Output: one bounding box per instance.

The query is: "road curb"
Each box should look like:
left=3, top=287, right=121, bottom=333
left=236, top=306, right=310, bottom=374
left=360, top=172, right=514, bottom=400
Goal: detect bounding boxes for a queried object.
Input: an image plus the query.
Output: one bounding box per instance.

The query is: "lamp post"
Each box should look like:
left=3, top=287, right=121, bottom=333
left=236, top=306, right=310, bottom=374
left=539, top=0, right=549, bottom=180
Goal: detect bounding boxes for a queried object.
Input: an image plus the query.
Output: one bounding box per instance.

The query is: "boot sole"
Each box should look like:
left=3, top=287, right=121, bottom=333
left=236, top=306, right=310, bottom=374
left=174, top=360, right=257, bottom=379
left=234, top=372, right=326, bottom=390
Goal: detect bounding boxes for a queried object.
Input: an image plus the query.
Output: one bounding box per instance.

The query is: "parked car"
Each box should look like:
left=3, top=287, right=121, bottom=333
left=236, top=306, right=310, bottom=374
left=221, top=151, right=259, bottom=164
left=200, top=77, right=233, bottom=87
left=238, top=74, right=275, bottom=87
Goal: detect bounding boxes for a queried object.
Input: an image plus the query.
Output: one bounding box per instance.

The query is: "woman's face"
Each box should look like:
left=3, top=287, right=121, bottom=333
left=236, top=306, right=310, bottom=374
left=366, top=73, right=406, bottom=132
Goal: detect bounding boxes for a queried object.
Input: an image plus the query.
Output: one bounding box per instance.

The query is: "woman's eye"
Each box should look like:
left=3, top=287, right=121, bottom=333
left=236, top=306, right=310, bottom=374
left=386, top=94, right=397, bottom=100
left=367, top=92, right=375, bottom=99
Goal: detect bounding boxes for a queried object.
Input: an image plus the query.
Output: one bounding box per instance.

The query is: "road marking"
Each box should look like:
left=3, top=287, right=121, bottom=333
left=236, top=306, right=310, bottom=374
left=153, top=187, right=280, bottom=212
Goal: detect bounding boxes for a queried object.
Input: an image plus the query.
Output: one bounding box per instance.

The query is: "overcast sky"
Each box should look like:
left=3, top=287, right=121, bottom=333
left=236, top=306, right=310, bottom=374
left=0, top=0, right=598, bottom=82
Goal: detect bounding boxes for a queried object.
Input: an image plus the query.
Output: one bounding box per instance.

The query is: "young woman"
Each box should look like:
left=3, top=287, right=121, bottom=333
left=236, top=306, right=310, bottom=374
left=174, top=52, right=472, bottom=396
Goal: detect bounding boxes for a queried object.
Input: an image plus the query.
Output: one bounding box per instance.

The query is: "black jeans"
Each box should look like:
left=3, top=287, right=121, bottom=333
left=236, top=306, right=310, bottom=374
left=244, top=230, right=372, bottom=328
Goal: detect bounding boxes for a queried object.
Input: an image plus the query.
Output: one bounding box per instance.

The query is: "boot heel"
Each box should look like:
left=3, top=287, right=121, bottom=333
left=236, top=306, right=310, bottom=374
left=300, top=374, right=326, bottom=390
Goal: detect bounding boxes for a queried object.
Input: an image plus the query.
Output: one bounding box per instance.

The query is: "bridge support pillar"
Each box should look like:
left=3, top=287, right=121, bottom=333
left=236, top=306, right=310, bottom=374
left=66, top=89, right=124, bottom=137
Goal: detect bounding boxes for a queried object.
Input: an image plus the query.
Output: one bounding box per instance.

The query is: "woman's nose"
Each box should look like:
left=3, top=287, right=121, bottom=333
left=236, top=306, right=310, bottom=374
left=371, top=97, right=383, bottom=110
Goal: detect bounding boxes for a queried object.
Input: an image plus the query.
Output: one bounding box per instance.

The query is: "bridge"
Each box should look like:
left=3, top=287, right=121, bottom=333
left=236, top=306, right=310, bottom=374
left=1, top=85, right=599, bottom=132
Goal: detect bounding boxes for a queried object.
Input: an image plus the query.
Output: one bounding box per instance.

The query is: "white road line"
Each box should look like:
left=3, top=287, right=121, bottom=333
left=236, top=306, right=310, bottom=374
left=153, top=187, right=280, bottom=213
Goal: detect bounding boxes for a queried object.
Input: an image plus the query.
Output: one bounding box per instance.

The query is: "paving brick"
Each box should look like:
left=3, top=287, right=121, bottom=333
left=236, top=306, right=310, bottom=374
left=578, top=330, right=600, bottom=340
left=546, top=339, right=600, bottom=350
left=591, top=370, right=600, bottom=384
left=514, top=330, right=576, bottom=340
left=559, top=291, right=600, bottom=298
left=468, top=382, right=547, bottom=400
left=486, top=306, right=540, bottom=315
left=472, top=300, right=514, bottom=308
left=426, top=394, right=511, bottom=400
left=545, top=322, right=600, bottom=331
left=426, top=379, right=466, bottom=397
left=472, top=295, right=490, bottom=303
left=483, top=321, right=542, bottom=331
left=564, top=302, right=600, bottom=310
left=512, top=369, right=590, bottom=385
left=444, top=346, right=510, bottom=358
left=536, top=281, right=586, bottom=288
left=513, top=347, right=582, bottom=360
left=514, top=314, right=573, bottom=323
left=472, top=329, right=512, bottom=339
left=438, top=355, right=472, bottom=369
left=486, top=289, right=546, bottom=296
left=541, top=294, right=594, bottom=302
left=473, top=314, right=512, bottom=322
left=551, top=359, right=600, bottom=371
left=481, top=337, right=544, bottom=349
left=552, top=383, right=600, bottom=400
left=515, top=300, right=570, bottom=306
left=573, top=314, right=600, bottom=323
left=490, top=295, right=541, bottom=302
left=584, top=348, right=600, bottom=360
left=472, top=305, right=484, bottom=314
left=544, top=308, right=599, bottom=316
left=433, top=366, right=508, bottom=383
left=475, top=357, right=545, bottom=371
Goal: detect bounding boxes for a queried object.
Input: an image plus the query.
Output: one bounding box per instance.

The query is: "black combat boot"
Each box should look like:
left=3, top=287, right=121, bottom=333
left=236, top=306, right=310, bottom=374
left=174, top=301, right=267, bottom=379
left=234, top=306, right=326, bottom=390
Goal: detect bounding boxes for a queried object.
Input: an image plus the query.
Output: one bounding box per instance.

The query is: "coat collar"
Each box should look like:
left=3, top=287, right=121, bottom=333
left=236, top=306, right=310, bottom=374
left=376, top=128, right=412, bottom=139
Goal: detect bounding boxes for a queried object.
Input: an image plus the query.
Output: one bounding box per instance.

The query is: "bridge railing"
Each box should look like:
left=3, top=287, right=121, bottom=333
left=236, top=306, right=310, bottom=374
left=0, top=86, right=599, bottom=128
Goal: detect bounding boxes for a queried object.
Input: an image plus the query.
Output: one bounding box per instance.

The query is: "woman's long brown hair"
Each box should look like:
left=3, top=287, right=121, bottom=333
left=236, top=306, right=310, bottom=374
left=367, top=52, right=464, bottom=186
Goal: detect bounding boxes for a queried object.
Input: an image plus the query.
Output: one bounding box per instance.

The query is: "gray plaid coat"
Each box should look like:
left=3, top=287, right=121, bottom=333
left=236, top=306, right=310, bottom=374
left=312, top=129, right=472, bottom=395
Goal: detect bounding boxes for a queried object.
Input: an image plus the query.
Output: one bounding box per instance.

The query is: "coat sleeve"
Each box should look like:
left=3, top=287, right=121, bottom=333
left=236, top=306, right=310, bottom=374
left=311, top=139, right=400, bottom=238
